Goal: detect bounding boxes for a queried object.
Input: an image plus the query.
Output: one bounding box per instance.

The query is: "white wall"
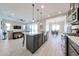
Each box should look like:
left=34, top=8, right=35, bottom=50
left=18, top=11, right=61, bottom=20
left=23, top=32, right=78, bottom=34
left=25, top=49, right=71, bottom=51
left=0, top=16, right=4, bottom=40
left=10, top=22, right=24, bottom=32
left=0, top=16, right=2, bottom=39
left=4, top=20, right=25, bottom=32
left=46, top=15, right=66, bottom=33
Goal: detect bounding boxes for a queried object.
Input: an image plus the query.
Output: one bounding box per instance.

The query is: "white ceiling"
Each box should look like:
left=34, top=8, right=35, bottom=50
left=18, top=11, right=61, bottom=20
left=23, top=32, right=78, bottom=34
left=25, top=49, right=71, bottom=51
left=0, top=3, right=70, bottom=23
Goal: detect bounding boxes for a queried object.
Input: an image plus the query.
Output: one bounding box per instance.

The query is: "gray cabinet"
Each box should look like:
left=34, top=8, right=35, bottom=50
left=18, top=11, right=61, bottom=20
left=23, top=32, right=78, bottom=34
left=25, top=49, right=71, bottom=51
left=26, top=33, right=47, bottom=53
left=68, top=44, right=78, bottom=56
left=68, top=38, right=79, bottom=56
left=26, top=34, right=39, bottom=53
left=38, top=34, right=43, bottom=47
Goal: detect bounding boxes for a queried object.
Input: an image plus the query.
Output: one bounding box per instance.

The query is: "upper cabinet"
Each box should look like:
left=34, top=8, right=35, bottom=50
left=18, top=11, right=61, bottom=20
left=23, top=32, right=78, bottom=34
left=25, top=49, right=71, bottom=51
left=66, top=3, right=79, bottom=24
left=70, top=3, right=75, bottom=12
left=66, top=3, right=79, bottom=33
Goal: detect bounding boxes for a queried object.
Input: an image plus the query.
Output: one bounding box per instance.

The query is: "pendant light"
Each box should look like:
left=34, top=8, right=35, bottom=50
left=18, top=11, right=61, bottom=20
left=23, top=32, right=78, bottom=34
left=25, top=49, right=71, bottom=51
left=36, top=9, right=40, bottom=23
left=40, top=5, right=43, bottom=25
left=32, top=4, right=35, bottom=22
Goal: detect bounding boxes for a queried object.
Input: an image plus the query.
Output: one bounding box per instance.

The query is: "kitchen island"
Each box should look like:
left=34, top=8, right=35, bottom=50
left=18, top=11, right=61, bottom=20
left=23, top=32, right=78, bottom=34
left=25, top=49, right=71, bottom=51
left=26, top=32, right=47, bottom=53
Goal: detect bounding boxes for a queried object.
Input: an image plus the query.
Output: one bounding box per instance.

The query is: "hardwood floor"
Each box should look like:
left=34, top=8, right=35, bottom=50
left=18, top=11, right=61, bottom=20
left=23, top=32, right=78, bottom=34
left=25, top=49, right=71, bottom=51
left=0, top=32, right=64, bottom=56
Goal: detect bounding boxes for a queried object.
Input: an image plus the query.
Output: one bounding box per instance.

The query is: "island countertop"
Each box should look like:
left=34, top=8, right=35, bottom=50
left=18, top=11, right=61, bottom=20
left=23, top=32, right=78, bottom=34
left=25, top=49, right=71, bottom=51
left=68, top=36, right=79, bottom=46
left=24, top=32, right=43, bottom=36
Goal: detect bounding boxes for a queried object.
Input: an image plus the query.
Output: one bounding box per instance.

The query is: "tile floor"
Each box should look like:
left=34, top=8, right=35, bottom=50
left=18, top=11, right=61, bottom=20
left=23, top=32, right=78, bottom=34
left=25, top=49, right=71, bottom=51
left=0, top=33, right=64, bottom=56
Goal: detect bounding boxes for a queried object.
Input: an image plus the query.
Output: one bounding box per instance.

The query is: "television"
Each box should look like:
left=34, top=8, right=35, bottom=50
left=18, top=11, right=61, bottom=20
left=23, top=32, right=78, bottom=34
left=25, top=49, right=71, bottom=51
left=13, top=26, right=21, bottom=29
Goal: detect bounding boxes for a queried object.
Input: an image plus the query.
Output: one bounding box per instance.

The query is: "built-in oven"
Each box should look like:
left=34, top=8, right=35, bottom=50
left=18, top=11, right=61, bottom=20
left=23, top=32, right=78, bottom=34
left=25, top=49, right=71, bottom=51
left=72, top=12, right=76, bottom=21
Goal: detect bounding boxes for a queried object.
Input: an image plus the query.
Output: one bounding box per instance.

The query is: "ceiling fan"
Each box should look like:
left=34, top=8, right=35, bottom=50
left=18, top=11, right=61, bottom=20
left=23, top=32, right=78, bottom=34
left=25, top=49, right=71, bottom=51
left=19, top=19, right=25, bottom=22
left=8, top=15, right=25, bottom=22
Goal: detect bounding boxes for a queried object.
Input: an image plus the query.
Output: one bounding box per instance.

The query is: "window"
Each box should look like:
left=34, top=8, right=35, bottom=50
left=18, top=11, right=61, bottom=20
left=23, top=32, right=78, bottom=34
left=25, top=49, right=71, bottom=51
left=55, top=25, right=60, bottom=31
left=46, top=24, right=49, bottom=32
left=52, top=24, right=60, bottom=31
left=5, top=23, right=10, bottom=31
left=52, top=25, right=56, bottom=31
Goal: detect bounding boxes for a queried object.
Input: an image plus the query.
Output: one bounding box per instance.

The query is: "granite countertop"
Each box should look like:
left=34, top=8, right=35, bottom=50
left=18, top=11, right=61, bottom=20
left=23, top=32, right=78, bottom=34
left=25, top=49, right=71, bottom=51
left=64, top=33, right=79, bottom=36
left=25, top=32, right=43, bottom=36
left=68, top=36, right=79, bottom=46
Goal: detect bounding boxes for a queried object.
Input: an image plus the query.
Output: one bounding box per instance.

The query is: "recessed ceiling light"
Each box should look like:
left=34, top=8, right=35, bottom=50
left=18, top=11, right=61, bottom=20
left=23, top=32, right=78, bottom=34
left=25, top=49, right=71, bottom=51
left=71, top=7, right=73, bottom=10
left=48, top=15, right=50, bottom=17
left=58, top=11, right=62, bottom=14
left=32, top=20, right=34, bottom=22
left=41, top=5, right=44, bottom=9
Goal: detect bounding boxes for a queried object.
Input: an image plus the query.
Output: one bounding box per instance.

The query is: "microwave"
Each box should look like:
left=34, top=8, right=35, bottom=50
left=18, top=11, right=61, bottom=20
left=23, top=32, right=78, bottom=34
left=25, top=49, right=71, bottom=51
left=72, top=8, right=79, bottom=21
left=72, top=12, right=76, bottom=20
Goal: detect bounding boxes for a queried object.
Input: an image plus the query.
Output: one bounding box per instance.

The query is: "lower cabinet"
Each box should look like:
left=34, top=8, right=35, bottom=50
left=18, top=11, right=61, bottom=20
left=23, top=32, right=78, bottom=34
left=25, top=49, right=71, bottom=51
left=61, top=35, right=67, bottom=56
left=68, top=44, right=79, bottom=56
left=68, top=38, right=79, bottom=56
left=38, top=34, right=43, bottom=47
left=26, top=33, right=47, bottom=53
left=26, top=35, right=34, bottom=53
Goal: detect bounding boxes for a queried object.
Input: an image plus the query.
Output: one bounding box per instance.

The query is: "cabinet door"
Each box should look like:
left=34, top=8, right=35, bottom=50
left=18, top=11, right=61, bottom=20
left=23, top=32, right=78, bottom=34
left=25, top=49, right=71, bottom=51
left=45, top=34, right=48, bottom=41
left=38, top=34, right=43, bottom=47
left=68, top=44, right=79, bottom=56
left=34, top=35, right=39, bottom=51
left=26, top=35, right=34, bottom=53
